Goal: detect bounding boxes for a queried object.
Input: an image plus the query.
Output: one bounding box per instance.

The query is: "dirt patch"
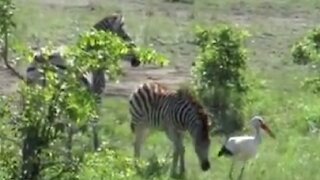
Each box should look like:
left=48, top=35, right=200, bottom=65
left=105, top=64, right=191, bottom=97
left=0, top=64, right=21, bottom=95
left=40, top=0, right=93, bottom=7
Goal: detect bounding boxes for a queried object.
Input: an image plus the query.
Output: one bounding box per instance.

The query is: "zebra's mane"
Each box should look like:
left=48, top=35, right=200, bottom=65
left=175, top=88, right=210, bottom=139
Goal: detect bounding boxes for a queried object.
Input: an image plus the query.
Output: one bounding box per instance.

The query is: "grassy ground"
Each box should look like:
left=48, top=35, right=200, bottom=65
left=4, top=0, right=320, bottom=179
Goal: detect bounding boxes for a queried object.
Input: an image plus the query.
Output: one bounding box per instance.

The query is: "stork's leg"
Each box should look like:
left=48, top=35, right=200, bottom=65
left=237, top=163, right=246, bottom=180
left=229, top=161, right=235, bottom=180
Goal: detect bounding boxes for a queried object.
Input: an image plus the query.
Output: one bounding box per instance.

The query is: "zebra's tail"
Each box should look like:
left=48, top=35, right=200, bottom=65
left=130, top=122, right=135, bottom=133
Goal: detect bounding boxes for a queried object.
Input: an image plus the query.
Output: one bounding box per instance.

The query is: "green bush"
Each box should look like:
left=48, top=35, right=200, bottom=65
left=192, top=24, right=250, bottom=134
left=79, top=149, right=139, bottom=179
left=0, top=28, right=170, bottom=179
left=0, top=96, right=20, bottom=179
left=79, top=148, right=171, bottom=180
left=301, top=77, right=320, bottom=93
left=292, top=27, right=320, bottom=65
left=292, top=27, right=320, bottom=93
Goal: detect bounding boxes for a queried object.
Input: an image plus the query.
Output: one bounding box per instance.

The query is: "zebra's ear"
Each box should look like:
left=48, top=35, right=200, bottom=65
left=207, top=120, right=213, bottom=130
left=110, top=14, right=124, bottom=31
left=206, top=120, right=210, bottom=128
left=115, top=14, right=125, bottom=27
left=207, top=112, right=215, bottom=130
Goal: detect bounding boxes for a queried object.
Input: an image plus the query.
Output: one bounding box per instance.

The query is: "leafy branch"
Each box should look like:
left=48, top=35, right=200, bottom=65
left=0, top=0, right=24, bottom=80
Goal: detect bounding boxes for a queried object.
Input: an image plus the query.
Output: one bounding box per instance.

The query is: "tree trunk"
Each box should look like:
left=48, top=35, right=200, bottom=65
left=2, top=29, right=24, bottom=80
left=21, top=126, right=42, bottom=180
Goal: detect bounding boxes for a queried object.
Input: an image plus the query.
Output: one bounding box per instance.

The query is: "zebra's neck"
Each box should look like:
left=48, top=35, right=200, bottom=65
left=82, top=69, right=106, bottom=95
left=188, top=120, right=203, bottom=140
left=170, top=97, right=196, bottom=126
left=180, top=105, right=206, bottom=140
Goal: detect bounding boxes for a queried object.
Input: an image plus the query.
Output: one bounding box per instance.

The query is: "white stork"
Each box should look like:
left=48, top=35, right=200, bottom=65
left=217, top=116, right=276, bottom=180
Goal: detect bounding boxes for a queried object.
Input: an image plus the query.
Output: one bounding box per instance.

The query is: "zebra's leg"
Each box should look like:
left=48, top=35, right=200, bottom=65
left=178, top=133, right=185, bottom=174
left=133, top=124, right=148, bottom=158
left=92, top=99, right=101, bottom=151
left=91, top=117, right=99, bottom=151
left=66, top=124, right=74, bottom=164
left=165, top=129, right=185, bottom=176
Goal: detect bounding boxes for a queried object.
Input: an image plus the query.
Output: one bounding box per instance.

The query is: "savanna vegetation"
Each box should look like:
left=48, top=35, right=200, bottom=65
left=1, top=0, right=320, bottom=180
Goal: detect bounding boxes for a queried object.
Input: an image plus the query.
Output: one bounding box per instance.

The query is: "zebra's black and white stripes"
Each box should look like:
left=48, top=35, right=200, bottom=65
left=93, top=14, right=134, bottom=44
left=92, top=13, right=140, bottom=67
left=129, top=82, right=211, bottom=175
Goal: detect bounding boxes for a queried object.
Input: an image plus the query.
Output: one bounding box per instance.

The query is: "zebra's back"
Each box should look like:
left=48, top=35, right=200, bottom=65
left=129, top=82, right=173, bottom=130
left=26, top=50, right=91, bottom=89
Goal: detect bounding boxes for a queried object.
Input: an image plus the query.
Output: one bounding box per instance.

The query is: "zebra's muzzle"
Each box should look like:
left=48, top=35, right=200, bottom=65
left=201, top=160, right=210, bottom=171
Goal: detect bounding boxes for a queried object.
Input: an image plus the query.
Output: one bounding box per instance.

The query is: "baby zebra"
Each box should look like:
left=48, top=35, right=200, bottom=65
left=129, top=82, right=212, bottom=176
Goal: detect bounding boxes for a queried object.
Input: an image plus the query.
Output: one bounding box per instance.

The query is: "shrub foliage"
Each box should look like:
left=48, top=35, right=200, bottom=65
left=192, top=24, right=250, bottom=134
left=292, top=27, right=320, bottom=65
left=292, top=27, right=320, bottom=94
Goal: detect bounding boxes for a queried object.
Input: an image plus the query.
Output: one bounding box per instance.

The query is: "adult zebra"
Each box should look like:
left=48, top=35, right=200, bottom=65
left=129, top=82, right=212, bottom=176
left=26, top=13, right=141, bottom=151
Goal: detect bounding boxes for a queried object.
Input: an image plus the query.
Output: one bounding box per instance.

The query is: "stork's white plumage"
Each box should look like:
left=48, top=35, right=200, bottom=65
left=217, top=116, right=275, bottom=180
